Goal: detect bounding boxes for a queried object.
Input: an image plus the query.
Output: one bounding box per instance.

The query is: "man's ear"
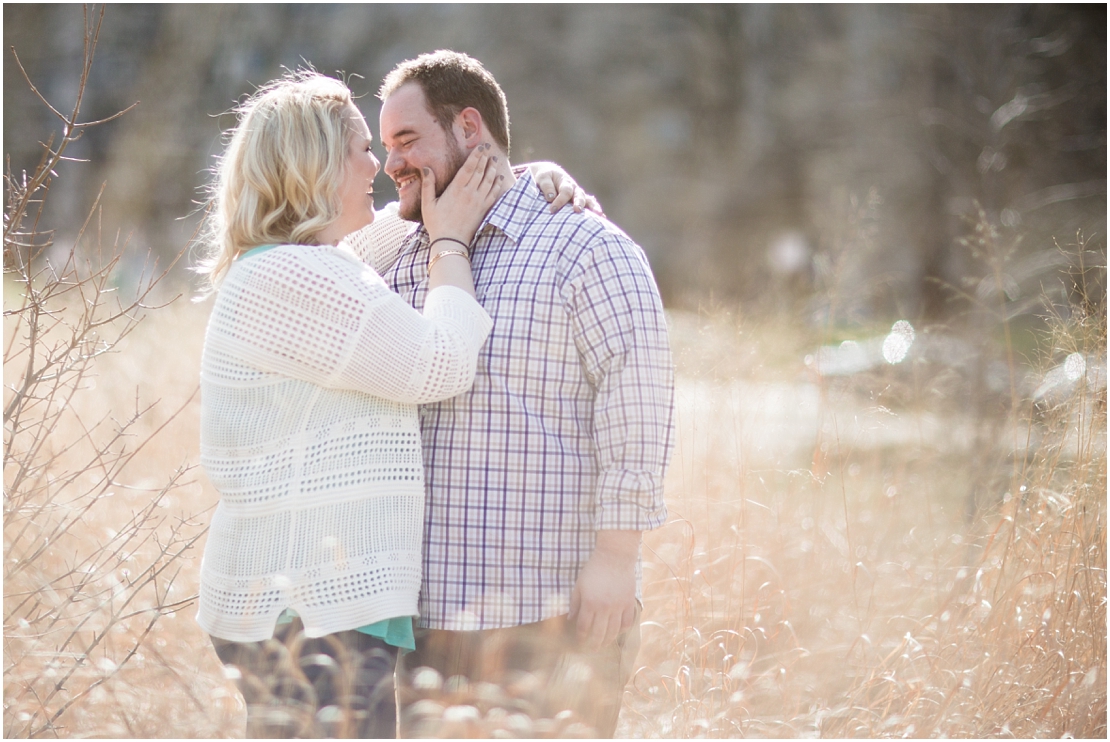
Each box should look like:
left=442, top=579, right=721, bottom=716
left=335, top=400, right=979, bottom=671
left=456, top=107, right=484, bottom=148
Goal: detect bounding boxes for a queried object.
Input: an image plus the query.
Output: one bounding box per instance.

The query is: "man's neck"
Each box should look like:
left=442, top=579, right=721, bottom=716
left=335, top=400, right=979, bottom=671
left=492, top=153, right=517, bottom=190
left=460, top=151, right=517, bottom=229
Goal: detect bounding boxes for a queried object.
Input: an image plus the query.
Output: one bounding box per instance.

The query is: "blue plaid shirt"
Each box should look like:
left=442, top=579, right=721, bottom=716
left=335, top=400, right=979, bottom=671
left=385, top=171, right=674, bottom=630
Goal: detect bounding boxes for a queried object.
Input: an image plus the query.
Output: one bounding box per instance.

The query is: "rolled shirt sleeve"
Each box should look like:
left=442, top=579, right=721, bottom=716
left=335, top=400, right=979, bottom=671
left=567, top=232, right=674, bottom=532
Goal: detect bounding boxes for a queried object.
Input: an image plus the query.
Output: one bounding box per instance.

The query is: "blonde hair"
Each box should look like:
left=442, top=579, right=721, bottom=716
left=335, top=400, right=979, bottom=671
left=198, top=70, right=357, bottom=286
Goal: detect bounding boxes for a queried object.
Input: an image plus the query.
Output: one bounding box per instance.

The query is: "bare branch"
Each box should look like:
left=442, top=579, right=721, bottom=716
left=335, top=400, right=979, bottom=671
left=4, top=7, right=209, bottom=738
left=8, top=47, right=69, bottom=125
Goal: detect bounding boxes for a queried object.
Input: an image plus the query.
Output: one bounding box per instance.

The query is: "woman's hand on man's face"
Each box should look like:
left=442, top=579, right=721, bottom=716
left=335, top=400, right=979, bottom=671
left=421, top=143, right=507, bottom=244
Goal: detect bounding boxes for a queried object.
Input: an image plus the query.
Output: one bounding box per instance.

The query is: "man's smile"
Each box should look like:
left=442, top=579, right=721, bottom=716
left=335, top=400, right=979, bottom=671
left=394, top=172, right=419, bottom=195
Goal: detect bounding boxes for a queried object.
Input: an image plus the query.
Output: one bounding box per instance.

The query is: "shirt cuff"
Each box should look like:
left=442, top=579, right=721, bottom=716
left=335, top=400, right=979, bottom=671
left=594, top=469, right=668, bottom=531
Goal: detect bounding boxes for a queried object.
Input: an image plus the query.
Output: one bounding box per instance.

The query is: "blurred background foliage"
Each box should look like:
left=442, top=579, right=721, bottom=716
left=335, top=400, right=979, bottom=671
left=3, top=4, right=1105, bottom=321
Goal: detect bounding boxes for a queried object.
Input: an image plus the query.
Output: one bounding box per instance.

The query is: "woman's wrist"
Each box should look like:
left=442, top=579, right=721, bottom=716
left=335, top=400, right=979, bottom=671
left=428, top=249, right=469, bottom=272
left=427, top=235, right=471, bottom=271
left=426, top=231, right=472, bottom=245
left=428, top=236, right=470, bottom=254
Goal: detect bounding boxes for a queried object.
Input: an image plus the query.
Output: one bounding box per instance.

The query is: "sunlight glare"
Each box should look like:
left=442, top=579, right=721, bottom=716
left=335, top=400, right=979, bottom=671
left=1063, top=352, right=1086, bottom=382
left=882, top=320, right=915, bottom=364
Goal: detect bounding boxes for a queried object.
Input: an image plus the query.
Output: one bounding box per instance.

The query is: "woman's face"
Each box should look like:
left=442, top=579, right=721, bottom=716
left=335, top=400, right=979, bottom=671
left=324, top=105, right=381, bottom=244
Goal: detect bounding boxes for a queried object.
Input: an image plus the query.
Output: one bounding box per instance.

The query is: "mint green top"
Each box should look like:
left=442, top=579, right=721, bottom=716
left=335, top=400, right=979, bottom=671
left=276, top=610, right=415, bottom=652
left=244, top=244, right=417, bottom=653
left=239, top=243, right=282, bottom=260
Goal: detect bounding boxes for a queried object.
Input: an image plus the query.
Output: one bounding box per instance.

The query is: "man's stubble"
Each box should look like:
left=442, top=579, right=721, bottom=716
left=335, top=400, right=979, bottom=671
left=399, top=135, right=469, bottom=224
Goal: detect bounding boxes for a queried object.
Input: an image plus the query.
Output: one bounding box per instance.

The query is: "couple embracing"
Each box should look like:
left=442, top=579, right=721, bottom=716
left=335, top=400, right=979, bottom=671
left=195, top=50, right=674, bottom=738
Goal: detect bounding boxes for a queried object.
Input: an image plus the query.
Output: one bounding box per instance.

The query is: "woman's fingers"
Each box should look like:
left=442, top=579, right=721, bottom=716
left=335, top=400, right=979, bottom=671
left=451, top=146, right=482, bottom=191
left=548, top=175, right=575, bottom=213
left=534, top=170, right=558, bottom=202
left=429, top=147, right=487, bottom=210
left=544, top=174, right=603, bottom=216
left=451, top=145, right=499, bottom=200
left=572, top=186, right=586, bottom=213
left=479, top=154, right=504, bottom=198
left=420, top=166, right=437, bottom=206
left=423, top=144, right=506, bottom=242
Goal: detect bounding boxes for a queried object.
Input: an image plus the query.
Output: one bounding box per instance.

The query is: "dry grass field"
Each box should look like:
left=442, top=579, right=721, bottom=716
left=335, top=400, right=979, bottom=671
left=4, top=278, right=1105, bottom=737
left=628, top=306, right=1106, bottom=738
left=5, top=9, right=1104, bottom=737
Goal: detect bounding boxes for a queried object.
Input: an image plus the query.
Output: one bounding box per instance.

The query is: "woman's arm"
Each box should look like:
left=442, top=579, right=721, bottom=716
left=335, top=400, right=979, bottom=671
left=528, top=161, right=604, bottom=215
left=215, top=149, right=505, bottom=404
left=421, top=144, right=505, bottom=299
left=343, top=202, right=411, bottom=273
left=215, top=246, right=491, bottom=405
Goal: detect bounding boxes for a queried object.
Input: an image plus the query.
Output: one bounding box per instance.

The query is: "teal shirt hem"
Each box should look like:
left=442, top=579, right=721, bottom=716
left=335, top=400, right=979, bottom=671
left=276, top=609, right=416, bottom=652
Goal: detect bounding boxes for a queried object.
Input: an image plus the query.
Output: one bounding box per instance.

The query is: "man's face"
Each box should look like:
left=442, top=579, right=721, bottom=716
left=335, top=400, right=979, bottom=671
left=379, top=83, right=468, bottom=223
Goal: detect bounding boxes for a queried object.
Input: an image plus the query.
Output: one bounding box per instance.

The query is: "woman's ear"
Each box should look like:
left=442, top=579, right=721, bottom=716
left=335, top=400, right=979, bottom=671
left=457, top=107, right=484, bottom=147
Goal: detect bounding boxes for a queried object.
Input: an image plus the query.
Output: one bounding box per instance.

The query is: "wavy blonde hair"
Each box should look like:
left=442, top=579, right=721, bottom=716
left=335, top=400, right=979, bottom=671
left=198, top=70, right=357, bottom=286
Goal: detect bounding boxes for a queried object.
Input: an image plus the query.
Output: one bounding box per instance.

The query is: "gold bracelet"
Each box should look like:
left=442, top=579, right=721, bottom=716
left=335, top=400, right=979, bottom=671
left=427, top=249, right=470, bottom=272
left=428, top=236, right=470, bottom=256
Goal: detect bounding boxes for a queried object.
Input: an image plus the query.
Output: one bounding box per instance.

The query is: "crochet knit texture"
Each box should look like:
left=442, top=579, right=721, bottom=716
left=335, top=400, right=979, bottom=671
left=197, top=206, right=491, bottom=641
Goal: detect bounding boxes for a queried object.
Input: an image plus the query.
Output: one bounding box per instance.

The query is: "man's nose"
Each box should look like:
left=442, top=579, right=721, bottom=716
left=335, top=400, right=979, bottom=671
left=384, top=149, right=403, bottom=180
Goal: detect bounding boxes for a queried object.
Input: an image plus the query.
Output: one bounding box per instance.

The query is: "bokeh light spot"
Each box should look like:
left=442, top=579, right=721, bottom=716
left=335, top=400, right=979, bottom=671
left=882, top=320, right=915, bottom=364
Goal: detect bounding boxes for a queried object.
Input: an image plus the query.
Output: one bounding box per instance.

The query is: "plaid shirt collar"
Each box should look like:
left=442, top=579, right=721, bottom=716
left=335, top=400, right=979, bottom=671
left=480, top=169, right=545, bottom=244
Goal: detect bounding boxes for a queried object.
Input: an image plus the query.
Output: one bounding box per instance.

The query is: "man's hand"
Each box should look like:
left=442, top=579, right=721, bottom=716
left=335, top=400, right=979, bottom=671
left=568, top=530, right=641, bottom=650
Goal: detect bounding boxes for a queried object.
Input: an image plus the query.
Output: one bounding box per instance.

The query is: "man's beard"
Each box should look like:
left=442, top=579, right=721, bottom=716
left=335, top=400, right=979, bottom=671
left=398, top=138, right=468, bottom=223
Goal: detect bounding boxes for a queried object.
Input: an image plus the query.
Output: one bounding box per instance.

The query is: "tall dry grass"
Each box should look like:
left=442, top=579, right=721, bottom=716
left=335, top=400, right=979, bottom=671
left=4, top=291, right=241, bottom=737
left=6, top=282, right=1103, bottom=738
left=622, top=225, right=1106, bottom=738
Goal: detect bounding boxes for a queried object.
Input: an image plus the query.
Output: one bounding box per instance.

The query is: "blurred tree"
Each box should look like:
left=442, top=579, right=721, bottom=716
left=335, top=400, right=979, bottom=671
left=919, top=4, right=1106, bottom=320
left=3, top=4, right=1103, bottom=317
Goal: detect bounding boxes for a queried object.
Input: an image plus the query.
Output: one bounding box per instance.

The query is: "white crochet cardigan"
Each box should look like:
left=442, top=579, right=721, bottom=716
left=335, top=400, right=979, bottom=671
left=196, top=206, right=491, bottom=642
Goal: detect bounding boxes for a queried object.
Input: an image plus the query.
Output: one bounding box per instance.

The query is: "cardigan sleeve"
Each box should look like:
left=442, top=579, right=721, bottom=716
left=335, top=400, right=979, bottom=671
left=343, top=202, right=413, bottom=274
left=209, top=244, right=492, bottom=404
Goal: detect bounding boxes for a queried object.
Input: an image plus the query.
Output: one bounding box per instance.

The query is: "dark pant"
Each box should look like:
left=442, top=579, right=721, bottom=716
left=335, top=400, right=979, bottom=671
left=211, top=618, right=398, bottom=739
left=398, top=606, right=641, bottom=738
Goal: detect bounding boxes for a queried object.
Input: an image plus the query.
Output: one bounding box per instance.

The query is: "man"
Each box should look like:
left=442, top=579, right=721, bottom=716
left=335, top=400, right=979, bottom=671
left=379, top=50, right=674, bottom=737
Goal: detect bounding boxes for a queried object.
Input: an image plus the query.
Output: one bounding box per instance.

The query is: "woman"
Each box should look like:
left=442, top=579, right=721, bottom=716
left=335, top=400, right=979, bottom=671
left=195, top=70, right=591, bottom=738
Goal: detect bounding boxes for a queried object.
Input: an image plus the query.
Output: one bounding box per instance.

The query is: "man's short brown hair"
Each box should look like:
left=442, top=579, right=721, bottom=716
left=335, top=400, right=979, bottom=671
left=379, top=50, right=510, bottom=156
